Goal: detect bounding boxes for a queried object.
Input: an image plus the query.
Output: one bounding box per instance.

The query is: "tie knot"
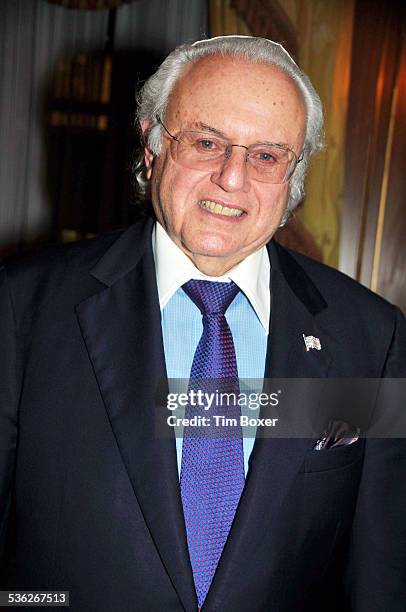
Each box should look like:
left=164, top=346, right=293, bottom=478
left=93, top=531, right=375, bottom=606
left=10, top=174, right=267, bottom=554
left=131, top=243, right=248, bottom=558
left=182, top=280, right=239, bottom=315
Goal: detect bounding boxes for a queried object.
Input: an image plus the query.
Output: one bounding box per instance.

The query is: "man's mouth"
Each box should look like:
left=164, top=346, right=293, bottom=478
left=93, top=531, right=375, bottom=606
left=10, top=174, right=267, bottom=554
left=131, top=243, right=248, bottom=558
left=198, top=200, right=245, bottom=217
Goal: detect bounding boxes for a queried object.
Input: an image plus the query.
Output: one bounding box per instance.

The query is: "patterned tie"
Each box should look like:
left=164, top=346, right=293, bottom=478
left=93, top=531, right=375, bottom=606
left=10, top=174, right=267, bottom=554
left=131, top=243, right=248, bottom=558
left=180, top=280, right=245, bottom=609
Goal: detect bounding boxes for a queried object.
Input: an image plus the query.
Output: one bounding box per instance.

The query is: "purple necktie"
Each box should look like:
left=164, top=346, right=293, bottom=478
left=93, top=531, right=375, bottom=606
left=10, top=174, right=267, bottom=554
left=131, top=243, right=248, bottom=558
left=180, top=280, right=245, bottom=609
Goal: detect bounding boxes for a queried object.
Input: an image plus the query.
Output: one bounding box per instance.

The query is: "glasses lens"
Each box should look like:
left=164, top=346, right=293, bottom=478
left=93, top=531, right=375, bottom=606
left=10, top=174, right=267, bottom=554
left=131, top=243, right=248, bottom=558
left=170, top=130, right=297, bottom=183
left=175, top=131, right=226, bottom=164
left=247, top=145, right=294, bottom=183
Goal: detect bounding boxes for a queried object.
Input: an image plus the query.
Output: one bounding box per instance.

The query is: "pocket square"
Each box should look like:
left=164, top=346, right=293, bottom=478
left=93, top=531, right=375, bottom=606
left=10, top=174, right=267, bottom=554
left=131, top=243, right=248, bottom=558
left=313, top=419, right=360, bottom=451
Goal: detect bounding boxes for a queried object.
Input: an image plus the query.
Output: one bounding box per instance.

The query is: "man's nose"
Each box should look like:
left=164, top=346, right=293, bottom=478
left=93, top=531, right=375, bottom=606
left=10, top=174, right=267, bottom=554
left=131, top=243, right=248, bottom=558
left=210, top=145, right=250, bottom=192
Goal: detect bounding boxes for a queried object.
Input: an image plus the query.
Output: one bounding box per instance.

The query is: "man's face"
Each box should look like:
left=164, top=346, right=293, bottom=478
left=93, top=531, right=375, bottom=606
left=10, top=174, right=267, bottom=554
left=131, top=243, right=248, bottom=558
left=145, top=55, right=306, bottom=275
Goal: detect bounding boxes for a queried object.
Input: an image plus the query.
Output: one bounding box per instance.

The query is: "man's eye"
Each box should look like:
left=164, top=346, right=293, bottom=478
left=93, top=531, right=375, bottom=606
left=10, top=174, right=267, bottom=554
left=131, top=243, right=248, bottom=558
left=196, top=139, right=217, bottom=150
left=255, top=150, right=277, bottom=163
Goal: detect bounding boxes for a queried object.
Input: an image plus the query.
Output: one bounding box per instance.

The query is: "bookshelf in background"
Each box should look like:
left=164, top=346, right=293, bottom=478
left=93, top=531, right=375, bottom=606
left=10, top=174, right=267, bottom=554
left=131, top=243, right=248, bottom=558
left=47, top=51, right=114, bottom=243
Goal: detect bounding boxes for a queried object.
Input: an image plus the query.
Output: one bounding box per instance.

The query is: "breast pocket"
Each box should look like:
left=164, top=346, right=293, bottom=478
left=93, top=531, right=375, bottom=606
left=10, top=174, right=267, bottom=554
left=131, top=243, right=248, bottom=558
left=304, top=438, right=365, bottom=473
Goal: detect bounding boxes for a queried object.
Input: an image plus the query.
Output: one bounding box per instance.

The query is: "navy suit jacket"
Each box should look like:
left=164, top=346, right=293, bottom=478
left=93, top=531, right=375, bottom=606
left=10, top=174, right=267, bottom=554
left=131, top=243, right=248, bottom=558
left=1, top=218, right=405, bottom=611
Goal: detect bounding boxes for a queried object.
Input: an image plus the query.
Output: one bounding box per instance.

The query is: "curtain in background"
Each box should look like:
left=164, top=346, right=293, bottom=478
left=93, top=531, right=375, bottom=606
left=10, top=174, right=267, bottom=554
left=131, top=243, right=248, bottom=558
left=209, top=0, right=251, bottom=36
left=47, top=0, right=134, bottom=8
left=115, top=0, right=208, bottom=51
left=0, top=0, right=108, bottom=251
left=0, top=0, right=207, bottom=253
left=293, top=0, right=354, bottom=268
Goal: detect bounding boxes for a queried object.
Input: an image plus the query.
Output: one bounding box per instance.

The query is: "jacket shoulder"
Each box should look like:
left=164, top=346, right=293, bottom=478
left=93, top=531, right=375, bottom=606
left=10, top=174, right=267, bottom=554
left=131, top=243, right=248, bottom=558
left=276, top=242, right=399, bottom=318
left=0, top=230, right=125, bottom=324
left=2, top=230, right=124, bottom=280
left=274, top=243, right=406, bottom=375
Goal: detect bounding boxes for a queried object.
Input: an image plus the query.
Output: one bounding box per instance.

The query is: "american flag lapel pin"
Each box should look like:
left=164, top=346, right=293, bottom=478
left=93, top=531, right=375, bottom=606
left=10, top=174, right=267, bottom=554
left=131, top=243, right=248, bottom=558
left=303, top=334, right=322, bottom=352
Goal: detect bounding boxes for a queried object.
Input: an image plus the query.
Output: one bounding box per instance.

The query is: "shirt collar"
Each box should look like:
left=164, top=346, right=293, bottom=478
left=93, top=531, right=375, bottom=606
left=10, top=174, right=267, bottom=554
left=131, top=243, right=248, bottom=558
left=152, top=222, right=270, bottom=334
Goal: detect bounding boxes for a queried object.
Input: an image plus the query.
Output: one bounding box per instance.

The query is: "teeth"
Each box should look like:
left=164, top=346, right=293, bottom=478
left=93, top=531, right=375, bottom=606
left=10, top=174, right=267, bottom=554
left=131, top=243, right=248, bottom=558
left=199, top=200, right=244, bottom=217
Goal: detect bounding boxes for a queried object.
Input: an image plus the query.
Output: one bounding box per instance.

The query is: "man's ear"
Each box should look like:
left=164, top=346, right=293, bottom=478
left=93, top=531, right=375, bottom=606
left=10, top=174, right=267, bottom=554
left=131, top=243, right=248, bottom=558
left=141, top=119, right=154, bottom=179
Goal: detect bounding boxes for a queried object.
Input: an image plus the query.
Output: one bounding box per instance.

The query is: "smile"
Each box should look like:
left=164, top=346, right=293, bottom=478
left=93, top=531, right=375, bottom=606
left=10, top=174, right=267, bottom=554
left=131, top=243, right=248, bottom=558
left=198, top=200, right=245, bottom=217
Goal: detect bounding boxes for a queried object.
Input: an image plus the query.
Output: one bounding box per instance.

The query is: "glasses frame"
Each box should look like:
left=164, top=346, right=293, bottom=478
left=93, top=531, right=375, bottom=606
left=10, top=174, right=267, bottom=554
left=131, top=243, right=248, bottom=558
left=155, top=115, right=303, bottom=183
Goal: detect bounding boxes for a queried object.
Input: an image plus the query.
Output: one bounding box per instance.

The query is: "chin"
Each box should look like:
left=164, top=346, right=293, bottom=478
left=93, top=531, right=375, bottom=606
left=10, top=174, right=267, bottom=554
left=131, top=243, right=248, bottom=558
left=185, top=235, right=237, bottom=259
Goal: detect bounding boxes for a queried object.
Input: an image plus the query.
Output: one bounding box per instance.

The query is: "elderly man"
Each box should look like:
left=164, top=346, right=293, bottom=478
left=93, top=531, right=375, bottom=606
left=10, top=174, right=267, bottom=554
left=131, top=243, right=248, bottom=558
left=0, top=36, right=405, bottom=611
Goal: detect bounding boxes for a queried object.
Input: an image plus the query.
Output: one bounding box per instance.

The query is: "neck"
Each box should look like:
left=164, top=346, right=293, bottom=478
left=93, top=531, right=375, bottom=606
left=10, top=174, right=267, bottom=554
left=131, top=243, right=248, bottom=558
left=188, top=253, right=244, bottom=277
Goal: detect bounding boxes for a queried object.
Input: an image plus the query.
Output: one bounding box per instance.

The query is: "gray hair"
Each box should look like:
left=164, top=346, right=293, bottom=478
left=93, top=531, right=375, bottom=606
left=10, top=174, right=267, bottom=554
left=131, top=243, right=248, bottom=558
left=134, top=35, right=324, bottom=224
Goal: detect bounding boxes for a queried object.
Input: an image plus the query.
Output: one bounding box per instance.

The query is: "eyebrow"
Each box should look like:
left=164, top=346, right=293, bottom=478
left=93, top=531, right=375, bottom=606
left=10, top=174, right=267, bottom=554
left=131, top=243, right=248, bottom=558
left=196, top=122, right=227, bottom=137
left=193, top=122, right=290, bottom=149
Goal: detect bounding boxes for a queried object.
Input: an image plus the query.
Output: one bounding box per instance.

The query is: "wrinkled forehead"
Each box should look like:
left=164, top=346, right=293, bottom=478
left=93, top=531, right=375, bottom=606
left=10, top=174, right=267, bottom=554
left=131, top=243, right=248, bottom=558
left=165, top=54, right=306, bottom=141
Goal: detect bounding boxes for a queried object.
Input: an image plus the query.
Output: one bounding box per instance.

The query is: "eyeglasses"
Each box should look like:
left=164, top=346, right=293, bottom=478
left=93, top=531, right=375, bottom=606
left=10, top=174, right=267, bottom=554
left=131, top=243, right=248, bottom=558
left=156, top=116, right=302, bottom=184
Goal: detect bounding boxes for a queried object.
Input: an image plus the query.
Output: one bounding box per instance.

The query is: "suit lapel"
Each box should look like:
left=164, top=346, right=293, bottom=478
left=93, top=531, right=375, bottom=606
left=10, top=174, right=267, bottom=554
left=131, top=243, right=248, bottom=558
left=75, top=220, right=197, bottom=612
left=265, top=242, right=333, bottom=379
left=203, top=240, right=335, bottom=611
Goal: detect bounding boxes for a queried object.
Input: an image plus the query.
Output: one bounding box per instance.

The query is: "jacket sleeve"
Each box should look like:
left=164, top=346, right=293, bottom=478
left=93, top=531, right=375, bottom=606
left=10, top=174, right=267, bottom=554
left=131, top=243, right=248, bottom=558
left=345, top=306, right=406, bottom=610
left=0, top=264, right=19, bottom=574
